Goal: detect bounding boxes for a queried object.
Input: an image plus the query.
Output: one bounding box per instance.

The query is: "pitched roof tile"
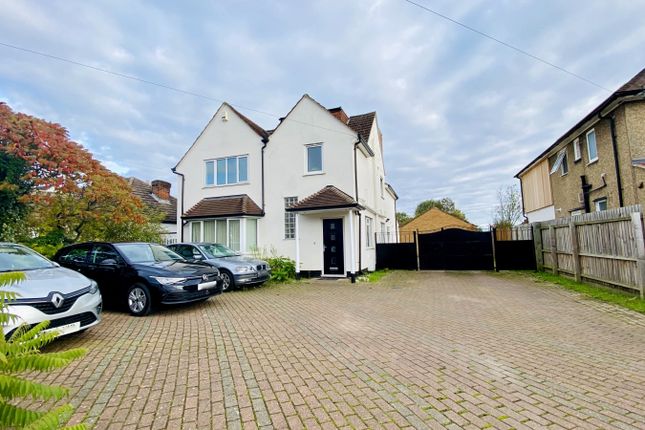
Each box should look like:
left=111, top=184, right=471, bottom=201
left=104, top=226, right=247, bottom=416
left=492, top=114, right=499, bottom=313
left=183, top=195, right=263, bottom=218
left=127, top=177, right=177, bottom=223
left=287, top=186, right=359, bottom=212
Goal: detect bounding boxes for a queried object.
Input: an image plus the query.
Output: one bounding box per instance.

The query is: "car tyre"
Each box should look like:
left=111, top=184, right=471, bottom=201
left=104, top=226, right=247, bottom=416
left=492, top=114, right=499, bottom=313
left=220, top=270, right=236, bottom=292
left=127, top=283, right=153, bottom=316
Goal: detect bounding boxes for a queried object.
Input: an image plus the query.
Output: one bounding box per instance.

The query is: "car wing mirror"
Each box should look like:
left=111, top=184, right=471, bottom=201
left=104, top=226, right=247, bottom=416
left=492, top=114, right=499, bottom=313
left=100, top=258, right=118, bottom=266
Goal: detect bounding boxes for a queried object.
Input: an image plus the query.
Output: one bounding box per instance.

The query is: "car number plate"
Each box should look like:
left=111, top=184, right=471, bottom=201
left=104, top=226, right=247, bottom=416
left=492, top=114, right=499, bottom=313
left=198, top=281, right=217, bottom=291
left=43, top=321, right=81, bottom=337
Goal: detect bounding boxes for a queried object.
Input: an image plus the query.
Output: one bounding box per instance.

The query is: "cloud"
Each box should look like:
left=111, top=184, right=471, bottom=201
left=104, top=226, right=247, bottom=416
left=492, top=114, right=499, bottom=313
left=0, top=0, right=643, bottom=225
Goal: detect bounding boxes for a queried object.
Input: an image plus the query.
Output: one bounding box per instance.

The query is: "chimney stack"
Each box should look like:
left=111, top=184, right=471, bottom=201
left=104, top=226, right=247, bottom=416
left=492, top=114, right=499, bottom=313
left=328, top=107, right=349, bottom=124
left=151, top=180, right=171, bottom=200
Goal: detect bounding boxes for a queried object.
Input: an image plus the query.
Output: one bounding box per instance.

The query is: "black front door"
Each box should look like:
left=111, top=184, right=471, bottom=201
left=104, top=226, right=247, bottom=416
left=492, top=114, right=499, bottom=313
left=323, top=218, right=344, bottom=275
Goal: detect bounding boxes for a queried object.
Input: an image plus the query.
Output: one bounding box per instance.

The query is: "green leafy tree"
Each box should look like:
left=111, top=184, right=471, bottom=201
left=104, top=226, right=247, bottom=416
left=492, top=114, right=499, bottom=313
left=0, top=272, right=86, bottom=429
left=0, top=153, right=31, bottom=241
left=414, top=198, right=467, bottom=221
left=396, top=212, right=412, bottom=226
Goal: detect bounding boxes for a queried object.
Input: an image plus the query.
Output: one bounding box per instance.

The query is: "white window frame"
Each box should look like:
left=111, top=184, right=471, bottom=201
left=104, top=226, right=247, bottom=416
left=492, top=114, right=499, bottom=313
left=560, top=153, right=568, bottom=176
left=594, top=198, right=608, bottom=212
left=365, top=216, right=374, bottom=248
left=549, top=149, right=567, bottom=175
left=586, top=129, right=598, bottom=164
left=573, top=138, right=581, bottom=161
left=189, top=218, right=255, bottom=252
left=205, top=155, right=249, bottom=186
left=305, top=143, right=324, bottom=175
left=284, top=197, right=298, bottom=239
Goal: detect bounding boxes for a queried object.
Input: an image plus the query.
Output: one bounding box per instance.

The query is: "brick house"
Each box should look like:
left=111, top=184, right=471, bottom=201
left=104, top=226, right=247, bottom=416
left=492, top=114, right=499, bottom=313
left=516, top=68, right=645, bottom=220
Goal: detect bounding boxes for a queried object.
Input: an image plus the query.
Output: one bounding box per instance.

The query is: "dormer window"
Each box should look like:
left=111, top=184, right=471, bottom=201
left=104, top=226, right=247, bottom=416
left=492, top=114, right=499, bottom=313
left=306, top=144, right=323, bottom=174
left=205, top=155, right=248, bottom=186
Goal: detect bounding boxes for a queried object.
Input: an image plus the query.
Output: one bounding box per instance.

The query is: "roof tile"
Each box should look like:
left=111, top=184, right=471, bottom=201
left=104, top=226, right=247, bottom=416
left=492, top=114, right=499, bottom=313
left=287, top=186, right=358, bottom=212
left=184, top=195, right=263, bottom=218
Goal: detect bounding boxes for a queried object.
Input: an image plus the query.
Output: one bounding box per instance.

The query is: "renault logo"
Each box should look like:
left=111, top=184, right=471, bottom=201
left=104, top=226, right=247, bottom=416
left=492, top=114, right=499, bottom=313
left=51, top=293, right=64, bottom=309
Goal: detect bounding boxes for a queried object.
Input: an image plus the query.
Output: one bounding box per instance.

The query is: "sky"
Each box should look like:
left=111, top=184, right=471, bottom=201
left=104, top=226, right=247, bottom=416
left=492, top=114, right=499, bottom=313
left=1, top=0, right=644, bottom=226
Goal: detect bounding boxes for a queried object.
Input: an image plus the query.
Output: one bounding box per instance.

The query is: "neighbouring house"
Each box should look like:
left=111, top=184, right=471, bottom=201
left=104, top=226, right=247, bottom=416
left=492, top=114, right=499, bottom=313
left=173, top=94, right=398, bottom=279
left=127, top=177, right=178, bottom=243
left=516, top=67, right=645, bottom=220
left=398, top=208, right=477, bottom=241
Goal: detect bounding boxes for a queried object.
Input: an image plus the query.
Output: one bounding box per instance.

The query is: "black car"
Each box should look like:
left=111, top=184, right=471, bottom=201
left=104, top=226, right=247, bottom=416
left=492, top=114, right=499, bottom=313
left=53, top=242, right=222, bottom=316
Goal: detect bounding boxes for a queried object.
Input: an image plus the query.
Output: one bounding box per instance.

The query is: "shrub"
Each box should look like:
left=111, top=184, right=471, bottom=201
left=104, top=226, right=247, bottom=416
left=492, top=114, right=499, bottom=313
left=266, top=257, right=296, bottom=283
left=0, top=272, right=87, bottom=429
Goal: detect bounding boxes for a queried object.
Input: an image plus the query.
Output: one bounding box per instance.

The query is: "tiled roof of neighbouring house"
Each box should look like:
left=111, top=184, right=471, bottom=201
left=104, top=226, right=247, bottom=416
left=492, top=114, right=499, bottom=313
left=127, top=177, right=177, bottom=223
left=286, top=185, right=361, bottom=212
left=399, top=208, right=477, bottom=233
left=183, top=195, right=263, bottom=219
left=617, top=67, right=645, bottom=92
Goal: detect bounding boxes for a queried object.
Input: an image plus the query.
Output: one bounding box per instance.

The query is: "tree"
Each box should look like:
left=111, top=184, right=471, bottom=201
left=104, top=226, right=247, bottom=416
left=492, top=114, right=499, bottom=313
left=0, top=153, right=31, bottom=241
left=0, top=272, right=86, bottom=429
left=492, top=184, right=523, bottom=228
left=0, top=102, right=164, bottom=251
left=414, top=198, right=467, bottom=221
left=396, top=212, right=412, bottom=226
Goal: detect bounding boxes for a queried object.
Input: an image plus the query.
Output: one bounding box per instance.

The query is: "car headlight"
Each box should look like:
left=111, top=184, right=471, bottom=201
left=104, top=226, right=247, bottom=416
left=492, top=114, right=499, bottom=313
left=89, top=281, right=99, bottom=294
left=234, top=265, right=255, bottom=274
left=151, top=276, right=187, bottom=286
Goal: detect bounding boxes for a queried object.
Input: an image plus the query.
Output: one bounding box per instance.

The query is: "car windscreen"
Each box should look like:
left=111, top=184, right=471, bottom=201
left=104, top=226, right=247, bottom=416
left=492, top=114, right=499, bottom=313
left=115, top=244, right=183, bottom=263
left=199, top=243, right=238, bottom=258
left=0, top=244, right=56, bottom=272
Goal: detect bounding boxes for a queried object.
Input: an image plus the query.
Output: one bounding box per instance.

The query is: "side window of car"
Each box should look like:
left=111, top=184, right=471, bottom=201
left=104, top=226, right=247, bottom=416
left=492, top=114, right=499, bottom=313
left=90, top=245, right=122, bottom=265
left=59, top=246, right=91, bottom=264
left=176, top=246, right=195, bottom=260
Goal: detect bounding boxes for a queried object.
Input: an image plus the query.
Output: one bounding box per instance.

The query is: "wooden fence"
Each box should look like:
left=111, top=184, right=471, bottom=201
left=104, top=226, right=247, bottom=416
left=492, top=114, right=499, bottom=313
left=495, top=225, right=532, bottom=241
left=533, top=205, right=645, bottom=298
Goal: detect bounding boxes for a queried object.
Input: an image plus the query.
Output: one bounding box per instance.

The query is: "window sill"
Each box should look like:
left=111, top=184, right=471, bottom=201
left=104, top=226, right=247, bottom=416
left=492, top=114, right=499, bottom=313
left=303, top=171, right=325, bottom=176
left=203, top=181, right=250, bottom=189
left=587, top=158, right=599, bottom=166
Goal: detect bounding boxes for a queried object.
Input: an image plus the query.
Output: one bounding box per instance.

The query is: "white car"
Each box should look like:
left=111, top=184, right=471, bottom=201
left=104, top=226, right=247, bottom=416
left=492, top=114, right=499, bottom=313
left=0, top=243, right=102, bottom=338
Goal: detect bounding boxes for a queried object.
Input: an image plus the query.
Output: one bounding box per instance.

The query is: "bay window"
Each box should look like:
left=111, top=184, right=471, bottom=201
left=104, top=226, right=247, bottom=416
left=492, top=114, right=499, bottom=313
left=189, top=218, right=258, bottom=252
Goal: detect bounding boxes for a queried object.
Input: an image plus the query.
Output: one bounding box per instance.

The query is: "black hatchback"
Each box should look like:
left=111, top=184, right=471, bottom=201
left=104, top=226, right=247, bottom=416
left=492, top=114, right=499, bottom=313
left=53, top=242, right=222, bottom=316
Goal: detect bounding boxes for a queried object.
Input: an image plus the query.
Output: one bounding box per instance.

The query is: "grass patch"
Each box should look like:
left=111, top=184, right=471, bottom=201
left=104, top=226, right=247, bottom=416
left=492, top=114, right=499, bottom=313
left=356, top=269, right=390, bottom=283
left=514, top=271, right=645, bottom=314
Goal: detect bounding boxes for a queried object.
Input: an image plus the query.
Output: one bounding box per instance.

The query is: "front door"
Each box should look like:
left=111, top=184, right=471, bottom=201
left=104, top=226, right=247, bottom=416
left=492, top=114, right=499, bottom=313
left=323, top=218, right=344, bottom=275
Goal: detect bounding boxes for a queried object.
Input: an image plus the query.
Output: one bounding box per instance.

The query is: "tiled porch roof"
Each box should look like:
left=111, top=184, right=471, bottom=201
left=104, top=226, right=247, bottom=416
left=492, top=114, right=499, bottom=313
left=286, top=185, right=361, bottom=212
left=183, top=195, right=263, bottom=219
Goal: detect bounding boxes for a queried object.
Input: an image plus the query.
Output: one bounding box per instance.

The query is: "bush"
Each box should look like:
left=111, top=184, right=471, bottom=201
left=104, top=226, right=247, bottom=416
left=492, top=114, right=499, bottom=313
left=266, top=257, right=296, bottom=283
left=0, top=272, right=87, bottom=429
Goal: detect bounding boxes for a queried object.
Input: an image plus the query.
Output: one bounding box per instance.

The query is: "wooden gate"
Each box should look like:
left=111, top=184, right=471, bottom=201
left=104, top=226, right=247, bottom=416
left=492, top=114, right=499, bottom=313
left=418, top=229, right=494, bottom=270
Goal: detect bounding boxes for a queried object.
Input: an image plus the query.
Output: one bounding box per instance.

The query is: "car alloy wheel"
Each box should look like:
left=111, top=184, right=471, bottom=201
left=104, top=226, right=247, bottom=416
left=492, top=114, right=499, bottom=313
left=127, top=284, right=152, bottom=316
left=220, top=271, right=234, bottom=291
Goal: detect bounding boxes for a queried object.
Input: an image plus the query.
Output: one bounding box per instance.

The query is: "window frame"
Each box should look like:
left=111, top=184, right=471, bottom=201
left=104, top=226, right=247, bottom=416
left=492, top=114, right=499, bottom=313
left=284, top=197, right=298, bottom=239
left=560, top=152, right=568, bottom=176
left=305, top=143, right=324, bottom=175
left=365, top=216, right=374, bottom=248
left=189, top=218, right=256, bottom=252
left=205, top=155, right=249, bottom=186
left=594, top=198, right=608, bottom=212
left=586, top=129, right=598, bottom=164
left=573, top=138, right=581, bottom=162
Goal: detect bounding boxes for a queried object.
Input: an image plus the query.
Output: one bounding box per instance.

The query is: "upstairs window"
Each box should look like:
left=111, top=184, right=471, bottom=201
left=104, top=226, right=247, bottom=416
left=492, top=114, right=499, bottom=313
left=573, top=138, right=581, bottom=161
left=586, top=129, right=598, bottom=163
left=549, top=149, right=568, bottom=176
left=205, top=155, right=248, bottom=186
left=306, top=144, right=323, bottom=173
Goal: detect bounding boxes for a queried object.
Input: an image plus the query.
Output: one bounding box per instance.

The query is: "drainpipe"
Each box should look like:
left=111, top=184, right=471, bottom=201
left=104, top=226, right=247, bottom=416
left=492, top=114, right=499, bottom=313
left=353, top=139, right=362, bottom=272
left=608, top=114, right=624, bottom=207
left=261, top=137, right=269, bottom=212
left=581, top=175, right=592, bottom=213
left=171, top=167, right=185, bottom=241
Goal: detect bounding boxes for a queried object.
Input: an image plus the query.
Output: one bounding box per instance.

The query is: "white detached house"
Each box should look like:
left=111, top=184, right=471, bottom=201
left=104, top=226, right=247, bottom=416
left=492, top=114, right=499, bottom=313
left=173, top=94, right=398, bottom=280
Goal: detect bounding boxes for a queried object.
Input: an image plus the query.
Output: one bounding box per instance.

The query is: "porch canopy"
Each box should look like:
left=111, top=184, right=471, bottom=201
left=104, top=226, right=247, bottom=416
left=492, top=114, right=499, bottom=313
left=286, top=186, right=362, bottom=281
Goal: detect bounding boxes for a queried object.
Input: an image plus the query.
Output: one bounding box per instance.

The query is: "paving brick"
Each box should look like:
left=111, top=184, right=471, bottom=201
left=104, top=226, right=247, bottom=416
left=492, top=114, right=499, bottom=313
left=34, top=271, right=645, bottom=429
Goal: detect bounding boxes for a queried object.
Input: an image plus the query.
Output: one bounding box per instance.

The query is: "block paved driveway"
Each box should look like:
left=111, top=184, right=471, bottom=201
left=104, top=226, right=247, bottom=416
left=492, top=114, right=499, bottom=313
left=46, top=271, right=645, bottom=429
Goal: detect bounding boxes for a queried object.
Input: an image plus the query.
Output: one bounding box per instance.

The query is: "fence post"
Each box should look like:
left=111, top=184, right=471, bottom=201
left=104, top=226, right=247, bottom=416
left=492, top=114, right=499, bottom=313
left=549, top=225, right=557, bottom=275
left=414, top=230, right=420, bottom=271
left=490, top=227, right=498, bottom=272
left=630, top=212, right=645, bottom=299
left=569, top=221, right=581, bottom=282
left=532, top=223, right=543, bottom=271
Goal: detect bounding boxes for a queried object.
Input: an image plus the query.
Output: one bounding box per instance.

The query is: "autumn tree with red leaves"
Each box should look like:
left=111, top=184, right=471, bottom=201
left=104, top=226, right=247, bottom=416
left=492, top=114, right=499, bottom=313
left=0, top=102, right=163, bottom=253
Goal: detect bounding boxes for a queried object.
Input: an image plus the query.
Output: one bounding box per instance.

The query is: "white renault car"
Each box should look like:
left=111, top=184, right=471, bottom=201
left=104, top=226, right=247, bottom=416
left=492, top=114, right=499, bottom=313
left=0, top=243, right=102, bottom=338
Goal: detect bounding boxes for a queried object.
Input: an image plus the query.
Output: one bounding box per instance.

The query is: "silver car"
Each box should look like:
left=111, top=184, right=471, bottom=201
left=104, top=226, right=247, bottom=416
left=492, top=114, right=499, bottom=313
left=168, top=243, right=271, bottom=291
left=0, top=243, right=102, bottom=338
